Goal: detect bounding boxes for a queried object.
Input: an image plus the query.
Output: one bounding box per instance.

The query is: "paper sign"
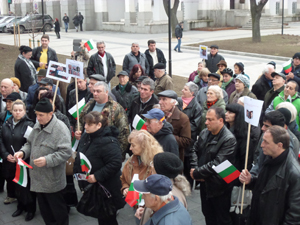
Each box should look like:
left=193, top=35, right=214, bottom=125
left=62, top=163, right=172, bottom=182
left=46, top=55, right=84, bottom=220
left=46, top=61, right=71, bottom=83
left=74, top=173, right=87, bottom=181
left=23, top=126, right=33, bottom=139
left=199, top=45, right=208, bottom=60
left=66, top=59, right=84, bottom=80
left=243, top=97, right=263, bottom=127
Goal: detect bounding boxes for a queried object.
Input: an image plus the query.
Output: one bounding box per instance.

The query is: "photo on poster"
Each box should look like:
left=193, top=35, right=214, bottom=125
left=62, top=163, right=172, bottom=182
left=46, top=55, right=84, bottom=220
left=46, top=61, right=71, bottom=83
left=199, top=45, right=208, bottom=60
left=66, top=59, right=84, bottom=80
left=243, top=97, right=263, bottom=127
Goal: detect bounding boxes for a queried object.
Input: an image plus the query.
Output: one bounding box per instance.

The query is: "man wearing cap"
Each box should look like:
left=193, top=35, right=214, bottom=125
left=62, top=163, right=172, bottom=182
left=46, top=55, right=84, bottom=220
left=0, top=92, right=22, bottom=129
left=190, top=107, right=236, bottom=225
left=0, top=78, right=14, bottom=113
left=205, top=45, right=225, bottom=73
left=26, top=69, right=61, bottom=108
left=123, top=42, right=149, bottom=75
left=14, top=98, right=72, bottom=225
left=282, top=52, right=300, bottom=91
left=128, top=78, right=158, bottom=125
left=251, top=64, right=275, bottom=101
left=154, top=63, right=173, bottom=95
left=133, top=174, right=192, bottom=225
left=143, top=108, right=179, bottom=156
left=111, top=71, right=138, bottom=115
left=157, top=90, right=191, bottom=162
left=87, top=41, right=116, bottom=88
left=145, top=40, right=166, bottom=80
left=196, top=73, right=228, bottom=107
left=76, top=81, right=129, bottom=160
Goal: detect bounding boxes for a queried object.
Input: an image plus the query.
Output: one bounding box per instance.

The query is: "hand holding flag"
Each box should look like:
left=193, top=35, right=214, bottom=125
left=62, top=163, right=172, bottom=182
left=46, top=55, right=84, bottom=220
left=212, top=160, right=240, bottom=184
left=13, top=159, right=33, bottom=187
left=84, top=39, right=96, bottom=51
left=79, top=152, right=92, bottom=178
left=125, top=174, right=143, bottom=207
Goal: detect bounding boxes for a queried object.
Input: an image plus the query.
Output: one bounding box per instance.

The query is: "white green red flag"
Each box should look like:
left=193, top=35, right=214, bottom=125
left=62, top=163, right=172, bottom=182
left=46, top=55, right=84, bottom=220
left=132, top=115, right=147, bottom=130
left=0, top=156, right=2, bottom=163
left=13, top=159, right=33, bottom=187
left=79, top=152, right=92, bottom=178
left=212, top=160, right=240, bottom=184
left=71, top=136, right=79, bottom=152
left=84, top=39, right=96, bottom=51
left=68, top=98, right=85, bottom=120
left=282, top=60, right=292, bottom=74
left=125, top=174, right=143, bottom=207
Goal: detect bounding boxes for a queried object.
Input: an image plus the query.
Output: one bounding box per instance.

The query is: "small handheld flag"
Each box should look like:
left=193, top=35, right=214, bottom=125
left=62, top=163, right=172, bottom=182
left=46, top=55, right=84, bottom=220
left=0, top=156, right=2, bottom=163
left=282, top=60, right=292, bottom=74
left=132, top=115, right=147, bottom=130
left=212, top=160, right=240, bottom=184
left=84, top=39, right=96, bottom=51
left=68, top=98, right=86, bottom=120
left=125, top=174, right=143, bottom=207
left=13, top=159, right=33, bottom=187
left=79, top=152, right=92, bottom=178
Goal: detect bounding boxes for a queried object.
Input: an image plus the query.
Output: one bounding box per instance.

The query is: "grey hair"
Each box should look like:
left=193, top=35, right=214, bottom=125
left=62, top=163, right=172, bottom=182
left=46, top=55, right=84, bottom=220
left=141, top=78, right=155, bottom=91
left=185, top=82, right=199, bottom=96
left=1, top=78, right=14, bottom=87
left=262, top=64, right=274, bottom=75
left=170, top=98, right=178, bottom=105
left=132, top=42, right=139, bottom=46
left=94, top=81, right=108, bottom=92
left=276, top=102, right=297, bottom=122
left=96, top=41, right=106, bottom=47
left=158, top=69, right=165, bottom=73
left=150, top=191, right=173, bottom=202
left=208, top=85, right=223, bottom=99
left=153, top=104, right=161, bottom=109
left=198, top=61, right=206, bottom=67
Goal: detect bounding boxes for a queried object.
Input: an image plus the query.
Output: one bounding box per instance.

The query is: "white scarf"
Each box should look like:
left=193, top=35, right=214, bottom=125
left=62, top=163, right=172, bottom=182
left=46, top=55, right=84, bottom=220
left=18, top=54, right=37, bottom=83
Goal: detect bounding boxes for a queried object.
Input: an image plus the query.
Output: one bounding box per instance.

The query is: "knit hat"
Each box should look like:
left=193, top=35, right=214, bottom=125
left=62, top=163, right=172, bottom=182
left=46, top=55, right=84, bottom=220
left=277, top=108, right=291, bottom=125
left=293, top=52, right=300, bottom=60
left=153, top=152, right=183, bottom=179
left=235, top=74, right=250, bottom=88
left=217, top=60, right=227, bottom=68
left=221, top=68, right=233, bottom=77
left=35, top=98, right=53, bottom=113
left=10, top=77, right=21, bottom=88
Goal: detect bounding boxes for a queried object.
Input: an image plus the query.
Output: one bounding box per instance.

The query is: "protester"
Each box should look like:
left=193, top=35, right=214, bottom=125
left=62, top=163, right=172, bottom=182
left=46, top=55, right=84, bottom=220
left=199, top=85, right=226, bottom=131
left=54, top=18, right=60, bottom=39
left=74, top=110, right=125, bottom=224
left=216, top=59, right=226, bottom=86
left=14, top=46, right=36, bottom=92
left=87, top=41, right=116, bottom=88
left=239, top=126, right=300, bottom=225
left=188, top=61, right=206, bottom=82
left=143, top=108, right=179, bottom=156
left=154, top=63, right=173, bottom=95
left=62, top=13, right=69, bottom=32
left=129, top=64, right=146, bottom=87
left=10, top=77, right=27, bottom=101
left=86, top=74, right=116, bottom=101
left=0, top=99, right=36, bottom=221
left=174, top=22, right=183, bottom=53
left=157, top=90, right=191, bottom=162
left=193, top=67, right=210, bottom=89
left=234, top=62, right=245, bottom=77
left=14, top=98, right=72, bottom=225
left=144, top=40, right=166, bottom=80
left=123, top=42, right=149, bottom=75
left=282, top=52, right=300, bottom=91
left=251, top=64, right=275, bottom=100
left=0, top=78, right=14, bottom=112
left=30, top=34, right=58, bottom=71
left=27, top=87, right=48, bottom=121
left=221, top=68, right=235, bottom=98
left=229, top=74, right=257, bottom=104
left=205, top=45, right=225, bottom=73
left=70, top=41, right=90, bottom=77
left=190, top=107, right=237, bottom=225
left=276, top=102, right=299, bottom=137
left=134, top=174, right=192, bottom=225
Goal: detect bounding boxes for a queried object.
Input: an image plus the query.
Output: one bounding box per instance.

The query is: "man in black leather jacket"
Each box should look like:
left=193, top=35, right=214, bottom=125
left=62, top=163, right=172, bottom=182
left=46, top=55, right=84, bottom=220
left=190, top=107, right=236, bottom=225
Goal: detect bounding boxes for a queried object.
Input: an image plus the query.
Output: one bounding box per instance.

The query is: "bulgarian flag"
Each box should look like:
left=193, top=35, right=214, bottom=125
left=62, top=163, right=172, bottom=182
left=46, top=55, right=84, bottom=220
left=132, top=115, right=147, bottom=130
left=84, top=39, right=96, bottom=51
left=68, top=98, right=85, bottom=120
left=126, top=174, right=143, bottom=207
left=13, top=159, right=33, bottom=187
left=0, top=156, right=2, bottom=163
left=79, top=152, right=92, bottom=178
left=283, top=60, right=292, bottom=74
left=212, top=160, right=240, bottom=184
left=71, top=136, right=79, bottom=152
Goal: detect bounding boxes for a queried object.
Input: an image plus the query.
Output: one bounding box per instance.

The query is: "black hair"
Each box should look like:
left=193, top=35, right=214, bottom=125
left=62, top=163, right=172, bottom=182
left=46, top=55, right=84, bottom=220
left=225, top=103, right=247, bottom=138
left=287, top=80, right=299, bottom=93
left=147, top=40, right=156, bottom=46
left=19, top=45, right=32, bottom=54
left=234, top=63, right=244, bottom=74
left=264, top=111, right=285, bottom=127
left=268, top=126, right=290, bottom=150
left=209, top=107, right=225, bottom=123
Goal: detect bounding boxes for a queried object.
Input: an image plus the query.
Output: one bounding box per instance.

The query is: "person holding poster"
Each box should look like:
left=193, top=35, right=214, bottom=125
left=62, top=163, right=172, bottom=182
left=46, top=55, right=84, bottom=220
left=205, top=45, right=225, bottom=73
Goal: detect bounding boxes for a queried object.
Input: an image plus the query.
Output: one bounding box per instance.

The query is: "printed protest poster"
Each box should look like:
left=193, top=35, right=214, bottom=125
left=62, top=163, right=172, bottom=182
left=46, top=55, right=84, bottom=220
left=66, top=59, right=84, bottom=80
left=243, top=97, right=263, bottom=127
left=199, top=45, right=208, bottom=60
left=46, top=61, right=71, bottom=83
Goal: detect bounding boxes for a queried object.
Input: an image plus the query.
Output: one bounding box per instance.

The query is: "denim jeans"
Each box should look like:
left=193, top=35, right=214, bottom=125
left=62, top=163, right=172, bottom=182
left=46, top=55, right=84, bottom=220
left=174, top=38, right=181, bottom=51
left=64, top=22, right=68, bottom=32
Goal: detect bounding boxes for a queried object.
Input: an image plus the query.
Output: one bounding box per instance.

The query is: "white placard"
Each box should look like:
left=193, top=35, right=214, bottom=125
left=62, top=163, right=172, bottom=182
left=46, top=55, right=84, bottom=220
left=46, top=61, right=71, bottom=83
left=66, top=59, right=84, bottom=80
left=243, top=97, right=263, bottom=127
left=23, top=126, right=33, bottom=139
left=199, top=45, right=208, bottom=60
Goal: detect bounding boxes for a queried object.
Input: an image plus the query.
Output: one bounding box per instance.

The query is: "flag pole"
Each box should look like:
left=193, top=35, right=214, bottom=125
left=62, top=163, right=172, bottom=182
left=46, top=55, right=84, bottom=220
left=240, top=123, right=252, bottom=214
left=52, top=80, right=59, bottom=109
left=75, top=78, right=80, bottom=131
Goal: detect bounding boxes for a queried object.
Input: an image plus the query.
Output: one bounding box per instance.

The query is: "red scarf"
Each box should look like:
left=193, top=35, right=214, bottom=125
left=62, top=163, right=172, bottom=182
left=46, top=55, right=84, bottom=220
left=98, top=51, right=105, bottom=57
left=207, top=99, right=218, bottom=109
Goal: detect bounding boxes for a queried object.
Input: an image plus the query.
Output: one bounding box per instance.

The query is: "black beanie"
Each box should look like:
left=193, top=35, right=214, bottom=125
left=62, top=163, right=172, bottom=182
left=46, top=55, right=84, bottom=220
left=153, top=152, right=183, bottom=179
left=277, top=108, right=291, bottom=125
left=35, top=98, right=53, bottom=113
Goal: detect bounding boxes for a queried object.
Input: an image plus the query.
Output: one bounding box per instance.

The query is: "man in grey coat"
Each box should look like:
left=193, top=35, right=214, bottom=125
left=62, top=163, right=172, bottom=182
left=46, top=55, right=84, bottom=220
left=15, top=98, right=72, bottom=225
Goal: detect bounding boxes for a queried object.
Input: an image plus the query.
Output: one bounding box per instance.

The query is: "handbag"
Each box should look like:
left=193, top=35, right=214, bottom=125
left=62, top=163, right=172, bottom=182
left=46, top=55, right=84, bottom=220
left=66, top=152, right=76, bottom=175
left=76, top=182, right=116, bottom=219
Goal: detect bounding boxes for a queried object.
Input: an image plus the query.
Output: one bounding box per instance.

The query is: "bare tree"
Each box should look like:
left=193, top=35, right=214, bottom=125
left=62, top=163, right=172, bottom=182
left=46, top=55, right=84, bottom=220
left=27, top=13, right=42, bottom=48
left=163, top=0, right=179, bottom=38
left=250, top=0, right=268, bottom=42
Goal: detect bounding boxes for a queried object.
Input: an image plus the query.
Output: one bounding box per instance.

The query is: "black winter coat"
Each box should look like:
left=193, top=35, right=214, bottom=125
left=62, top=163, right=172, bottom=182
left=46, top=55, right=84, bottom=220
left=175, top=24, right=183, bottom=38
left=74, top=126, right=125, bottom=210
left=144, top=48, right=166, bottom=80
left=205, top=53, right=225, bottom=73
left=30, top=46, right=58, bottom=69
left=54, top=21, right=60, bottom=33
left=14, top=57, right=36, bottom=92
left=0, top=115, right=34, bottom=178
left=251, top=74, right=273, bottom=101
left=190, top=126, right=237, bottom=198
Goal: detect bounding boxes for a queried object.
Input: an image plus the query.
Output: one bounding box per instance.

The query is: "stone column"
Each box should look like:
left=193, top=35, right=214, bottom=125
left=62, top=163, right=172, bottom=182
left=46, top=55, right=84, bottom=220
left=94, top=0, right=108, bottom=30
left=77, top=0, right=95, bottom=31
left=124, top=0, right=136, bottom=26
left=60, top=0, right=77, bottom=29
left=46, top=1, right=61, bottom=25
left=297, top=0, right=300, bottom=14
left=21, top=3, right=33, bottom=16
left=10, top=3, right=22, bottom=16
left=137, top=0, right=152, bottom=27
left=1, top=0, right=9, bottom=15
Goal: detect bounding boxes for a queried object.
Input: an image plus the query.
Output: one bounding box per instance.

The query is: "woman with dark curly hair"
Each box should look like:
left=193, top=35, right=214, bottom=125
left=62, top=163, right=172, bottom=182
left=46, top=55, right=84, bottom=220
left=129, top=64, right=146, bottom=87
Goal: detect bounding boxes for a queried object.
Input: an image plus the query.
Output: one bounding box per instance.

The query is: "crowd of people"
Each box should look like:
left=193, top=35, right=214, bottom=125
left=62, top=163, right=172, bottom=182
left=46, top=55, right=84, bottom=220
left=0, top=32, right=300, bottom=225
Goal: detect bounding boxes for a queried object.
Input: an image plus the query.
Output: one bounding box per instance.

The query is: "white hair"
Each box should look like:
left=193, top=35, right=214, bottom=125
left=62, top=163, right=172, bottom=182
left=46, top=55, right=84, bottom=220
left=185, top=82, right=199, bottom=96
left=276, top=102, right=297, bottom=122
left=208, top=85, right=223, bottom=99
left=132, top=42, right=139, bottom=46
left=262, top=64, right=274, bottom=75
left=170, top=98, right=178, bottom=105
left=150, top=191, right=173, bottom=202
left=1, top=78, right=14, bottom=87
left=94, top=81, right=108, bottom=92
